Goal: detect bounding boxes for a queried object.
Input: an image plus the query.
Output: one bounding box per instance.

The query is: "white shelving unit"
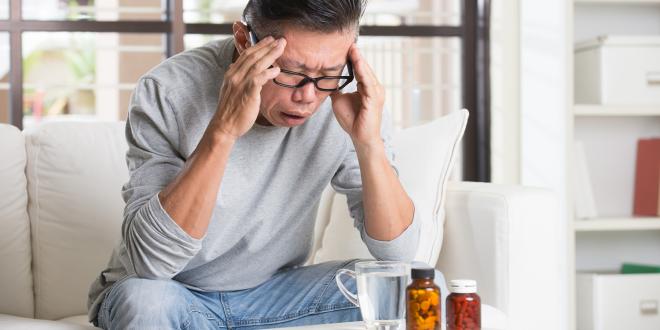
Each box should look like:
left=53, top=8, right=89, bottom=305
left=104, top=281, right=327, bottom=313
left=569, top=0, right=660, bottom=328
left=574, top=104, right=660, bottom=116
left=574, top=217, right=660, bottom=231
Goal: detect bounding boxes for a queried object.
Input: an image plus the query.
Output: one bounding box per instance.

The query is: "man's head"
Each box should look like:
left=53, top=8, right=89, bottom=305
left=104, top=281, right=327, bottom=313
left=233, top=0, right=366, bottom=127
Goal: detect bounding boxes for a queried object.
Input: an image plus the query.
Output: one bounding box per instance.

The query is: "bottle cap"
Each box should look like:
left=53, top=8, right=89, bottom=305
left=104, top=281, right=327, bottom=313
left=449, top=279, right=477, bottom=293
left=411, top=267, right=435, bottom=279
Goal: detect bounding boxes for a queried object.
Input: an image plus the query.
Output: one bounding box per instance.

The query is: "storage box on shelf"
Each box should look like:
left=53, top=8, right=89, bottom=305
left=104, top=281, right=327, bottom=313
left=577, top=272, right=660, bottom=330
left=574, top=36, right=660, bottom=105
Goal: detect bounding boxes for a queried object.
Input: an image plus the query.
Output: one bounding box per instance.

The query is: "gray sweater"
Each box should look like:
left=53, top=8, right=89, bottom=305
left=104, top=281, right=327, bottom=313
left=87, top=37, right=420, bottom=321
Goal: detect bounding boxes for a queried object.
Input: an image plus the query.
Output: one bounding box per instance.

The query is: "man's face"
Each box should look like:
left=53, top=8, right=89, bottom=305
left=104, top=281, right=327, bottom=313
left=256, top=27, right=355, bottom=127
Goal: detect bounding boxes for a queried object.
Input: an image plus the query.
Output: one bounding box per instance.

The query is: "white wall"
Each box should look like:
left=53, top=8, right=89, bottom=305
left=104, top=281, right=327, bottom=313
left=518, top=0, right=571, bottom=329
left=489, top=0, right=573, bottom=325
left=490, top=0, right=521, bottom=185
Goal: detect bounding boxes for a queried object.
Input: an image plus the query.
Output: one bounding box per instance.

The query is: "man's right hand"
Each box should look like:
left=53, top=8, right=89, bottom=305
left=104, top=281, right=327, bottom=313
left=211, top=36, right=286, bottom=140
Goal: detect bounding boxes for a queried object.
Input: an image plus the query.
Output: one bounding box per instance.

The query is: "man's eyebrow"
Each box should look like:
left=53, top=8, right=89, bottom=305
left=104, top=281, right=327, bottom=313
left=279, top=58, right=345, bottom=72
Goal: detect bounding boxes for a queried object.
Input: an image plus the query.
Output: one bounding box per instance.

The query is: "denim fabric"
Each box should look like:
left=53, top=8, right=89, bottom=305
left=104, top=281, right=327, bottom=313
left=97, top=259, right=362, bottom=329
left=96, top=259, right=448, bottom=330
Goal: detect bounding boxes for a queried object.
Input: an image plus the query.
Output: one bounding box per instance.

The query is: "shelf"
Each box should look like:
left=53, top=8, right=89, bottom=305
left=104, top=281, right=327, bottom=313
left=574, top=217, right=660, bottom=231
left=574, top=104, right=660, bottom=116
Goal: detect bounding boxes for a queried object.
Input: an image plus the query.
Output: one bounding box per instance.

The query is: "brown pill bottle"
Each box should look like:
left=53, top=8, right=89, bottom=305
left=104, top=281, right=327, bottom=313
left=446, top=279, right=481, bottom=330
left=406, top=267, right=441, bottom=330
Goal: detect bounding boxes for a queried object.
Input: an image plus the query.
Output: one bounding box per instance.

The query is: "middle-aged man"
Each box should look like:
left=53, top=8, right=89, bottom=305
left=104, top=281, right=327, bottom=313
left=88, top=0, right=441, bottom=329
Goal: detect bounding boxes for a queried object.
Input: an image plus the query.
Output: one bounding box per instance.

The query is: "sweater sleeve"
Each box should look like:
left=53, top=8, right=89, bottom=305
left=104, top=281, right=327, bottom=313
left=120, top=77, right=203, bottom=280
left=330, top=110, right=420, bottom=262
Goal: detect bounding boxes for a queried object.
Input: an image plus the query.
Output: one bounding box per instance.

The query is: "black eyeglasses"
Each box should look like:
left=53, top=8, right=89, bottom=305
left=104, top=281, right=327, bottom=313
left=273, top=63, right=354, bottom=92
left=246, top=24, right=354, bottom=92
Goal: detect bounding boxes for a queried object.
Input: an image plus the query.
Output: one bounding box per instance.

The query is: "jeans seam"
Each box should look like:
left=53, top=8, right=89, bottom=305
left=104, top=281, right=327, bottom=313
left=316, top=302, right=357, bottom=313
left=189, top=305, right=218, bottom=319
left=220, top=292, right=234, bottom=328
left=309, top=258, right=358, bottom=312
left=181, top=312, right=192, bottom=330
left=232, top=304, right=359, bottom=327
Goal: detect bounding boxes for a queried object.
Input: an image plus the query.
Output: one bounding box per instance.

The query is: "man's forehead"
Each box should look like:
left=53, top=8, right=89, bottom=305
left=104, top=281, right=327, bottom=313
left=278, top=56, right=346, bottom=71
left=276, top=26, right=354, bottom=71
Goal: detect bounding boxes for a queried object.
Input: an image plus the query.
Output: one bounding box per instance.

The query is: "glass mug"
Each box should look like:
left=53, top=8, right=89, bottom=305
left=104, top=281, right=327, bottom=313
left=335, top=261, right=410, bottom=330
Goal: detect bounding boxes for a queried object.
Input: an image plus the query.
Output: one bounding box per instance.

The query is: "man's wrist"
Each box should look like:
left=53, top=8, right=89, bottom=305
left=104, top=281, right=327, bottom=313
left=353, top=138, right=386, bottom=160
left=352, top=135, right=384, bottom=151
left=200, top=124, right=237, bottom=155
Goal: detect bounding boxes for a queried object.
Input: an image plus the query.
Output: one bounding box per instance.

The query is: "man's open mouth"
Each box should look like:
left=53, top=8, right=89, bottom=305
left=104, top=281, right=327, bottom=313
left=283, top=113, right=305, bottom=120
left=280, top=112, right=308, bottom=126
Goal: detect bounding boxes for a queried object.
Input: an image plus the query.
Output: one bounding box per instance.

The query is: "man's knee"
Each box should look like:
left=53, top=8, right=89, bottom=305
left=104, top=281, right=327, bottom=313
left=102, top=277, right=192, bottom=328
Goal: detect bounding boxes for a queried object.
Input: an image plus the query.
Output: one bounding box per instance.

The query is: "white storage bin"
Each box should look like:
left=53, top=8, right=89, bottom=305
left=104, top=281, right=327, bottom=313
left=577, top=272, right=660, bottom=330
left=574, top=35, right=660, bottom=105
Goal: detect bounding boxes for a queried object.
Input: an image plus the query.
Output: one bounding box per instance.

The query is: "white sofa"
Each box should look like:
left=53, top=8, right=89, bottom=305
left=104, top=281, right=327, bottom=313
left=0, top=120, right=563, bottom=329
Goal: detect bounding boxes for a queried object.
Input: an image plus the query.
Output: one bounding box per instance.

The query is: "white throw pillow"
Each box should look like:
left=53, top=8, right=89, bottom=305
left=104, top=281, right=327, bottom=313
left=24, top=121, right=128, bottom=320
left=313, top=109, right=469, bottom=264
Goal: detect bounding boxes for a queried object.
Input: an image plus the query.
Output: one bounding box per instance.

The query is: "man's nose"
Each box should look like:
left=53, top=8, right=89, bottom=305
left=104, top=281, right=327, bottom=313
left=292, top=81, right=317, bottom=103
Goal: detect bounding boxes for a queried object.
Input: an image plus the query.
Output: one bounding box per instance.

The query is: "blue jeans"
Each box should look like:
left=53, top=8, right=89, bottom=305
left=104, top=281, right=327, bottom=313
left=96, top=259, right=448, bottom=329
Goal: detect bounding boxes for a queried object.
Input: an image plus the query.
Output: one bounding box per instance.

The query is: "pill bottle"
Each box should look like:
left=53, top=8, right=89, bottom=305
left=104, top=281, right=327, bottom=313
left=446, top=279, right=481, bottom=330
left=406, top=267, right=441, bottom=330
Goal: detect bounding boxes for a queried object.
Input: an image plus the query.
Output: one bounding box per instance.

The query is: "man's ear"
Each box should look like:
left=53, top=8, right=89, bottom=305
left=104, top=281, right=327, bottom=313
left=233, top=21, right=250, bottom=55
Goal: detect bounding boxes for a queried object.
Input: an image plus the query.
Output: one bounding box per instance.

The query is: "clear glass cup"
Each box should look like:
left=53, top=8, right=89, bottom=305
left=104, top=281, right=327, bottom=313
left=336, top=261, right=410, bottom=330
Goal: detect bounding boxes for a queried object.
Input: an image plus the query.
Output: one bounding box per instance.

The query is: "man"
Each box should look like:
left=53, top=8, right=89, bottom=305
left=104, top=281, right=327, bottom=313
left=88, top=0, right=424, bottom=329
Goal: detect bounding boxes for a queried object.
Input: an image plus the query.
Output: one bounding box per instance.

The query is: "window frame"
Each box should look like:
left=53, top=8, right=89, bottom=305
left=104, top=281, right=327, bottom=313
left=0, top=0, right=491, bottom=181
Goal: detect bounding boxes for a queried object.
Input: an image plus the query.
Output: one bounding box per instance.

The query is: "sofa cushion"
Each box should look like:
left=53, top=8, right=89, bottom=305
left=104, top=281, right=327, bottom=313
left=0, top=124, right=34, bottom=318
left=438, top=182, right=561, bottom=329
left=58, top=315, right=98, bottom=328
left=313, top=109, right=469, bottom=264
left=0, top=314, right=96, bottom=329
left=24, top=121, right=128, bottom=320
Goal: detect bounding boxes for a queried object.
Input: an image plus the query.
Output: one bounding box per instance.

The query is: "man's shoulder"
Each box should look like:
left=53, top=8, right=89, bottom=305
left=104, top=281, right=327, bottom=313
left=140, top=38, right=233, bottom=92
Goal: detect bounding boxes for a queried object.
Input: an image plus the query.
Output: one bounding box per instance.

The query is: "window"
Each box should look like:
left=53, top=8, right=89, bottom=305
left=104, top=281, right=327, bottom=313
left=184, top=34, right=228, bottom=51
left=0, top=33, right=8, bottom=123
left=22, top=0, right=165, bottom=21
left=22, top=32, right=164, bottom=128
left=360, top=36, right=461, bottom=129
left=0, top=0, right=8, bottom=20
left=362, top=0, right=460, bottom=26
left=183, top=0, right=460, bottom=26
left=183, top=0, right=242, bottom=24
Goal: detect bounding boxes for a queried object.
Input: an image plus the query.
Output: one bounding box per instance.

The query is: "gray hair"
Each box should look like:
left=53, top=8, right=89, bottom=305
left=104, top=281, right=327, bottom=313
left=243, top=0, right=366, bottom=39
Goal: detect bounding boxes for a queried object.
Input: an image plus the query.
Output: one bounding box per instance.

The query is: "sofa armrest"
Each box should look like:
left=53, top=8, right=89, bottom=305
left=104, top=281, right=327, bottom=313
left=436, top=181, right=563, bottom=330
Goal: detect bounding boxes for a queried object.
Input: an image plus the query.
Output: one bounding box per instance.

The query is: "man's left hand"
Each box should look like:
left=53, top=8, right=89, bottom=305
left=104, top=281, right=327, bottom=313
left=331, top=44, right=385, bottom=148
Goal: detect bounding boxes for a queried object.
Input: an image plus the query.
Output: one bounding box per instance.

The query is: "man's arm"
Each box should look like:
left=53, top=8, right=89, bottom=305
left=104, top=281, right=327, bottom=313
left=120, top=36, right=285, bottom=279
left=158, top=36, right=285, bottom=239
left=157, top=131, right=233, bottom=239
left=353, top=141, right=414, bottom=241
left=331, top=44, right=415, bottom=242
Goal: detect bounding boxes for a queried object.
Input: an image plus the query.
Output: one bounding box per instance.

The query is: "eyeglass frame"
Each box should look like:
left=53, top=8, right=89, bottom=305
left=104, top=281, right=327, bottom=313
left=245, top=23, right=355, bottom=92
